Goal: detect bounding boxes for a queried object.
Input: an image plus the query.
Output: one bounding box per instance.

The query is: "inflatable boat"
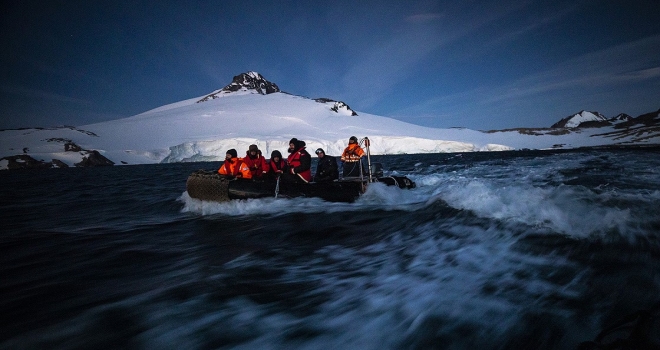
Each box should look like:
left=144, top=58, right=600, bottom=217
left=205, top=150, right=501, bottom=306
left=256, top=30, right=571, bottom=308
left=186, top=169, right=415, bottom=203
left=186, top=137, right=415, bottom=203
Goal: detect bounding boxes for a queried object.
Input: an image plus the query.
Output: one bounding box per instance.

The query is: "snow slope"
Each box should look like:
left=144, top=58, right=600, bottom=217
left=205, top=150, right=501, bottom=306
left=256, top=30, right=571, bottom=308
left=1, top=80, right=659, bottom=169
left=78, top=92, right=505, bottom=164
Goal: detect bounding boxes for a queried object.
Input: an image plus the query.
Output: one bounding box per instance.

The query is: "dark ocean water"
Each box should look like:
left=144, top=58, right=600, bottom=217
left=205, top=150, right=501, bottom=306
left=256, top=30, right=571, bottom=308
left=1, top=148, right=660, bottom=349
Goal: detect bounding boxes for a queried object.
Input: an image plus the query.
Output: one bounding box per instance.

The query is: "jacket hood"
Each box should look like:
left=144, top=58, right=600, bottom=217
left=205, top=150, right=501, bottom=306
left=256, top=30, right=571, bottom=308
left=289, top=138, right=306, bottom=151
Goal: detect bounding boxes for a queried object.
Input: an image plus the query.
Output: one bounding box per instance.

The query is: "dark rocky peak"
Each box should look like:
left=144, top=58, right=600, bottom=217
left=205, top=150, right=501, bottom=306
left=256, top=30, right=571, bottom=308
left=75, top=150, right=115, bottom=167
left=314, top=98, right=358, bottom=116
left=609, top=113, right=632, bottom=123
left=614, top=108, right=660, bottom=129
left=197, top=71, right=280, bottom=102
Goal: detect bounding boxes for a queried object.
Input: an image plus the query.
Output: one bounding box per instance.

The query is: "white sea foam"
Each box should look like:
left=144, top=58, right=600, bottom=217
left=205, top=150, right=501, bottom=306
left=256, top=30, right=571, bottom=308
left=398, top=151, right=658, bottom=239
left=180, top=177, right=637, bottom=239
left=178, top=182, right=428, bottom=217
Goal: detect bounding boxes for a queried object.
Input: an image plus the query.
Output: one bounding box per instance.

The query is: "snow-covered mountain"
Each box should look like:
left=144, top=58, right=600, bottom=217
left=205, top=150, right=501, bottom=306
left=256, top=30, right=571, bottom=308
left=550, top=110, right=635, bottom=128
left=1, top=71, right=659, bottom=170
left=551, top=111, right=609, bottom=128
left=610, top=113, right=633, bottom=123
left=197, top=72, right=280, bottom=102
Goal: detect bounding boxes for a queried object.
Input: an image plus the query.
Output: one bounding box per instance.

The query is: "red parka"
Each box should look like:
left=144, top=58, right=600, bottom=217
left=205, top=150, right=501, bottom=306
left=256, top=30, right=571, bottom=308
left=242, top=152, right=268, bottom=178
left=287, top=147, right=312, bottom=182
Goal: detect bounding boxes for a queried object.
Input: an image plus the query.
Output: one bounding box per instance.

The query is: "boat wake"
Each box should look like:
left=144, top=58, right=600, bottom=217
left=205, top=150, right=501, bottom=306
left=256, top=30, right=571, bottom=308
left=180, top=170, right=654, bottom=241
left=179, top=181, right=428, bottom=217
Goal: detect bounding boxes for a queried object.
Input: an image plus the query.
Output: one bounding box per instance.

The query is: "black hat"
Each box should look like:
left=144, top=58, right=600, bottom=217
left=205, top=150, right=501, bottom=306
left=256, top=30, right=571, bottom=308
left=349, top=136, right=358, bottom=143
left=315, top=148, right=324, bottom=155
left=289, top=138, right=306, bottom=149
left=226, top=149, right=237, bottom=158
left=248, top=144, right=259, bottom=152
left=271, top=150, right=282, bottom=159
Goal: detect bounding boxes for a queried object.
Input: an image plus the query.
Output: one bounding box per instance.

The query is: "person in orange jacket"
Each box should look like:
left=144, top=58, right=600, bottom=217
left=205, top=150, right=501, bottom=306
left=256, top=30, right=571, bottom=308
left=242, top=144, right=268, bottom=179
left=340, top=136, right=365, bottom=178
left=218, top=149, right=251, bottom=179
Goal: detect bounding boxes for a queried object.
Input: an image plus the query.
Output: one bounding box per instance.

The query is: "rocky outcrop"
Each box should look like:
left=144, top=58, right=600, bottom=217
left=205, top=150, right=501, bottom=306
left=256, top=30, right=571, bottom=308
left=1, top=139, right=113, bottom=170
left=1, top=155, right=68, bottom=170
left=74, top=150, right=115, bottom=167
left=613, top=109, right=660, bottom=129
left=591, top=109, right=660, bottom=143
left=610, top=113, right=632, bottom=123
left=197, top=72, right=280, bottom=102
left=314, top=98, right=358, bottom=116
left=64, top=141, right=82, bottom=152
left=52, top=159, right=69, bottom=168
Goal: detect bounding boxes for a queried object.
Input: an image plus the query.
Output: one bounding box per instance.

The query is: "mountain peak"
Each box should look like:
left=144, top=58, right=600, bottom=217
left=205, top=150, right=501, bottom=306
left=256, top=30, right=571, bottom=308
left=610, top=113, right=632, bottom=123
left=194, top=71, right=358, bottom=116
left=551, top=110, right=608, bottom=128
left=197, top=71, right=280, bottom=102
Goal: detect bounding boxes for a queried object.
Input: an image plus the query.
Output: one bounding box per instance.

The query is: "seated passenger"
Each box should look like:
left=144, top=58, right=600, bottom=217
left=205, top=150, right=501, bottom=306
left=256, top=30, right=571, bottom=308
left=313, top=148, right=339, bottom=182
left=218, top=148, right=251, bottom=179
left=283, top=138, right=312, bottom=183
left=242, top=144, right=268, bottom=179
left=340, top=136, right=365, bottom=178
left=265, top=150, right=286, bottom=180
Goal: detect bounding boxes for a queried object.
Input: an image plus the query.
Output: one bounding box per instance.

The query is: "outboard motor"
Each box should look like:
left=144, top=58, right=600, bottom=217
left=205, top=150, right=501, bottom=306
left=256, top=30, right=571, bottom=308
left=377, top=175, right=416, bottom=189
left=370, top=162, right=384, bottom=178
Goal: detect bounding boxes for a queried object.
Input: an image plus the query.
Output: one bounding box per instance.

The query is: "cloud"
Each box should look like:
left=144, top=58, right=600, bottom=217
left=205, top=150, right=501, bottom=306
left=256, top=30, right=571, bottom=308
left=616, top=66, right=660, bottom=81
left=338, top=24, right=449, bottom=107
left=338, top=3, right=531, bottom=110
left=485, top=34, right=660, bottom=103
left=483, top=2, right=581, bottom=50
left=383, top=33, right=660, bottom=129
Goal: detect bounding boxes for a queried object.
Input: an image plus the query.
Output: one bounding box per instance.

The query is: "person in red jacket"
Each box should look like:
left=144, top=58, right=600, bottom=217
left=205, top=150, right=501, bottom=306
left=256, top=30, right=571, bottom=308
left=242, top=144, right=268, bottom=179
left=284, top=138, right=312, bottom=183
left=265, top=150, right=286, bottom=180
left=218, top=149, right=251, bottom=179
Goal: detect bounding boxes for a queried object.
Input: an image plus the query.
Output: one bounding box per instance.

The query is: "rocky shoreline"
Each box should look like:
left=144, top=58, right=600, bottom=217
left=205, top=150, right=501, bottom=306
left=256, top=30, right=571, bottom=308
left=0, top=139, right=114, bottom=170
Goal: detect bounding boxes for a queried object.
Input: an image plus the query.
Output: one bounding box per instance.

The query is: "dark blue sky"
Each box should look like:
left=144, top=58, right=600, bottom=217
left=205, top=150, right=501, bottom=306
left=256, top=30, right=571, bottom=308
left=2, top=0, right=659, bottom=130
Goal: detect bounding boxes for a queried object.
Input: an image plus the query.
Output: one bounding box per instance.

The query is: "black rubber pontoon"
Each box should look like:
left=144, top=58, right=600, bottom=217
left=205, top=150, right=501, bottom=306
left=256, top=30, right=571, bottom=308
left=185, top=171, right=415, bottom=203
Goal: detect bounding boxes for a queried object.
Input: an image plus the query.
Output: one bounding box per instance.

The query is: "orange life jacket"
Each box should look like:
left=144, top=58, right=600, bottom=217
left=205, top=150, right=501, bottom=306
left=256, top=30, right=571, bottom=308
left=341, top=143, right=364, bottom=162
left=218, top=157, right=252, bottom=179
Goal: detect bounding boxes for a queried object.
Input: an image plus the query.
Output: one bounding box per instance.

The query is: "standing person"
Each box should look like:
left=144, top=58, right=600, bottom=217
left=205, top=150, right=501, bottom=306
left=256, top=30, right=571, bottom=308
left=242, top=144, right=268, bottom=179
left=265, top=150, right=286, bottom=180
left=218, top=149, right=251, bottom=179
left=340, top=136, right=365, bottom=178
left=284, top=138, right=312, bottom=183
left=313, top=148, right=338, bottom=183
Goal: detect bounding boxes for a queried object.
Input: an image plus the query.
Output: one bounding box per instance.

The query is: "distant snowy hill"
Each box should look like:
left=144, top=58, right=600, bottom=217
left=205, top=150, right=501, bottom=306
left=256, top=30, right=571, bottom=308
left=550, top=110, right=635, bottom=128
left=1, top=71, right=659, bottom=169
left=551, top=111, right=609, bottom=128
